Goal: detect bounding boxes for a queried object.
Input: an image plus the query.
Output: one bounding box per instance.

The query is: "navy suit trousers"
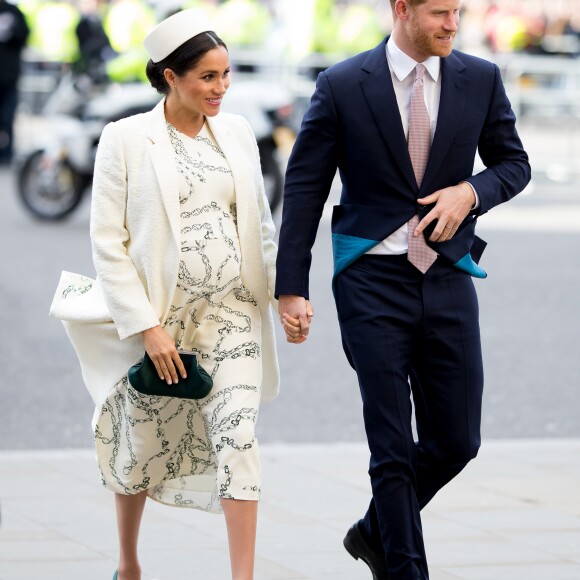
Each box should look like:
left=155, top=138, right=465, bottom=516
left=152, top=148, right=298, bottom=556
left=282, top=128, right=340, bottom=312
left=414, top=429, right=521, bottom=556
left=335, top=254, right=484, bottom=579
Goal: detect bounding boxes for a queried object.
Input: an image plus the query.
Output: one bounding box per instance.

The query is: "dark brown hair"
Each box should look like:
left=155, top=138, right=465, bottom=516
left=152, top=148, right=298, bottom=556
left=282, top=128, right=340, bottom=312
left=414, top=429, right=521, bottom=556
left=146, top=31, right=227, bottom=95
left=390, top=0, right=428, bottom=10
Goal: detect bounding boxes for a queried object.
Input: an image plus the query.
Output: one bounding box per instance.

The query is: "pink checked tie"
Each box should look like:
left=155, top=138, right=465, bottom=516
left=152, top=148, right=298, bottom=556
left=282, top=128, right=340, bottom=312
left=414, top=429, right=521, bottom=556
left=407, top=63, right=437, bottom=274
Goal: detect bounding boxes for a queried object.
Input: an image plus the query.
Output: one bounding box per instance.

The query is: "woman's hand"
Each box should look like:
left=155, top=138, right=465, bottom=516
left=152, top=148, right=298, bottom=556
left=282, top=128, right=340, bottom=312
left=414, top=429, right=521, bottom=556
left=282, top=313, right=307, bottom=344
left=279, top=298, right=314, bottom=344
left=142, top=326, right=187, bottom=384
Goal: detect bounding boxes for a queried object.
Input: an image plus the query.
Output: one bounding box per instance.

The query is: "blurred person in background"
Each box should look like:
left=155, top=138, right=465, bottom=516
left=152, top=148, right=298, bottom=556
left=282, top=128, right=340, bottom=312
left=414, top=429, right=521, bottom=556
left=276, top=0, right=530, bottom=578
left=564, top=9, right=580, bottom=55
left=75, top=0, right=116, bottom=79
left=481, top=0, right=580, bottom=55
left=21, top=0, right=79, bottom=63
left=180, top=0, right=220, bottom=20
left=51, top=8, right=280, bottom=580
left=215, top=0, right=270, bottom=47
left=543, top=0, right=580, bottom=55
left=453, top=0, right=492, bottom=56
left=484, top=0, right=529, bottom=53
left=103, top=0, right=156, bottom=82
left=313, top=0, right=386, bottom=57
left=0, top=0, right=29, bottom=166
left=103, top=0, right=155, bottom=55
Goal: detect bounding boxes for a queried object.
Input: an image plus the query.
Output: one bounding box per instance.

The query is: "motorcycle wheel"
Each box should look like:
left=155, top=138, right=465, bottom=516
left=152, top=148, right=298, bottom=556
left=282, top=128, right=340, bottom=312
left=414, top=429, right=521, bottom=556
left=18, top=150, right=86, bottom=220
left=258, top=138, right=283, bottom=213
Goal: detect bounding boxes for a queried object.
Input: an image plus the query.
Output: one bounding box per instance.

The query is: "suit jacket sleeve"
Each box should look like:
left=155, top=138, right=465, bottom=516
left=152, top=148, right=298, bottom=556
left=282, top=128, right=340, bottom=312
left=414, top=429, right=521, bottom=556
left=275, top=72, right=340, bottom=299
left=465, top=64, right=531, bottom=215
left=90, top=122, right=160, bottom=340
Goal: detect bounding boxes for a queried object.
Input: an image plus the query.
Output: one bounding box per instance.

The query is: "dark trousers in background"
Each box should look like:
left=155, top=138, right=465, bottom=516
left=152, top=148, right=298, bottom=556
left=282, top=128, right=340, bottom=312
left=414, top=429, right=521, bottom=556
left=0, top=85, right=18, bottom=164
left=335, top=254, right=484, bottom=580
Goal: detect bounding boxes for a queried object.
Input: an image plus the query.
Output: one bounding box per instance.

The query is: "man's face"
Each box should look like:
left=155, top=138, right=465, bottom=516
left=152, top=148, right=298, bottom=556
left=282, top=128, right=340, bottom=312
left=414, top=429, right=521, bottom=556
left=397, top=0, right=461, bottom=61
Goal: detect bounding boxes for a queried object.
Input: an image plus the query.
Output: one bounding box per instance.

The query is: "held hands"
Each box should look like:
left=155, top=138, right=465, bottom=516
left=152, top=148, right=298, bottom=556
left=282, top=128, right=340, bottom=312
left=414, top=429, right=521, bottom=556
left=413, top=182, right=476, bottom=242
left=142, top=325, right=187, bottom=384
left=278, top=295, right=314, bottom=344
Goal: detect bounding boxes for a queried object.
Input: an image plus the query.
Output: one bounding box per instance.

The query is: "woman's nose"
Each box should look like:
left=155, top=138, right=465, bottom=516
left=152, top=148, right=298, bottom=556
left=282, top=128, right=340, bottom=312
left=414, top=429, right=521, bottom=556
left=214, top=79, right=228, bottom=94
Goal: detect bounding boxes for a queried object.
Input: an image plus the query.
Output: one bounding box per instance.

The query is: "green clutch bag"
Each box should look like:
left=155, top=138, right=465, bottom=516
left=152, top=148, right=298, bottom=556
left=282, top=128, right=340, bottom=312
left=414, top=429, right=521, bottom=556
left=128, top=351, right=213, bottom=400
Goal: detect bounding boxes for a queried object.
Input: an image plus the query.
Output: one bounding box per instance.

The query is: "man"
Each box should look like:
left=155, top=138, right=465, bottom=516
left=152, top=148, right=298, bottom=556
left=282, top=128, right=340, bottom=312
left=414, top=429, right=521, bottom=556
left=0, top=0, right=29, bottom=165
left=276, top=1, right=531, bottom=578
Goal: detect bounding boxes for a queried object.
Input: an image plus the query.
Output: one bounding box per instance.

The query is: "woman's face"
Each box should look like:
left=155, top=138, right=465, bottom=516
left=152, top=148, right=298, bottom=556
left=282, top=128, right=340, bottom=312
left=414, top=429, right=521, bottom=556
left=166, top=46, right=231, bottom=117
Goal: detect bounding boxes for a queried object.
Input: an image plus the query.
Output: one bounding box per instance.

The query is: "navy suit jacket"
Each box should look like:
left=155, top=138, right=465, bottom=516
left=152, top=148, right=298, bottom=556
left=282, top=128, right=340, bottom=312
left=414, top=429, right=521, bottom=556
left=275, top=38, right=531, bottom=298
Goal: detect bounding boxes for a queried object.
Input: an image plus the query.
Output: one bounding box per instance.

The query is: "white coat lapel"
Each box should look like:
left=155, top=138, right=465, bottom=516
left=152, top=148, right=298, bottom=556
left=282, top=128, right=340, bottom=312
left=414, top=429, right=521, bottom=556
left=146, top=99, right=181, bottom=247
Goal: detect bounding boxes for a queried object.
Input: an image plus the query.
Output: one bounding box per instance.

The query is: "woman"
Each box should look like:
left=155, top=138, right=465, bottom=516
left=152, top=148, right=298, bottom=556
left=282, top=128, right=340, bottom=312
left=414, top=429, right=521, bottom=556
left=50, top=9, right=279, bottom=580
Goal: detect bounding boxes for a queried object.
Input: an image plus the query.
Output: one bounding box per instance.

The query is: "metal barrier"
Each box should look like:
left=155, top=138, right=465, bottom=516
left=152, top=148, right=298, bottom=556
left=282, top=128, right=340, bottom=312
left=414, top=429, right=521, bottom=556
left=496, top=54, right=580, bottom=120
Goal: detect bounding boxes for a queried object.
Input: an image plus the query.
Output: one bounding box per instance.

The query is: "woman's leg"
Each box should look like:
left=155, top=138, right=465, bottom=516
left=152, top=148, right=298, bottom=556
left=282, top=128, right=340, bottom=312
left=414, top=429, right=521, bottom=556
left=115, top=491, right=148, bottom=580
left=221, top=498, right=258, bottom=580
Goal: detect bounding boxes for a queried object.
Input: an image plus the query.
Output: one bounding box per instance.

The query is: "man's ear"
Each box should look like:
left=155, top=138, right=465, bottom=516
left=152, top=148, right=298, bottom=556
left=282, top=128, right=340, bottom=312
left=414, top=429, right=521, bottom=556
left=395, top=0, right=411, bottom=21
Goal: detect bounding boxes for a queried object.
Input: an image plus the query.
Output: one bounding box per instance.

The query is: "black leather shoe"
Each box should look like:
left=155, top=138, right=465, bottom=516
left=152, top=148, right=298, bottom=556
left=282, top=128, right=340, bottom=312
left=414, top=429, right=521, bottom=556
left=343, top=521, right=389, bottom=579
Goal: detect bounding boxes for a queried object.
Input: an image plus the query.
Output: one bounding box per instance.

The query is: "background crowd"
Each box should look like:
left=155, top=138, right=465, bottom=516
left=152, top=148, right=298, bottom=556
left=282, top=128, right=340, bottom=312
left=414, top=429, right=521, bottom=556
left=11, top=0, right=580, bottom=68
left=1, top=0, right=579, bottom=166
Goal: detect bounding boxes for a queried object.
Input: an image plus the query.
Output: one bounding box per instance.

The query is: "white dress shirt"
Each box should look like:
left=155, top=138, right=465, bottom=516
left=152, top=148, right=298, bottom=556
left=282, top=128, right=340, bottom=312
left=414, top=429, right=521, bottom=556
left=366, top=35, right=441, bottom=256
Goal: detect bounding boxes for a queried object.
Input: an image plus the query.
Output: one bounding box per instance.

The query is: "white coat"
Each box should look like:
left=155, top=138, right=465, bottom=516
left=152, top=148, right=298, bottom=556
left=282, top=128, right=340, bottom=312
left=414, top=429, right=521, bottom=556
left=50, top=99, right=279, bottom=424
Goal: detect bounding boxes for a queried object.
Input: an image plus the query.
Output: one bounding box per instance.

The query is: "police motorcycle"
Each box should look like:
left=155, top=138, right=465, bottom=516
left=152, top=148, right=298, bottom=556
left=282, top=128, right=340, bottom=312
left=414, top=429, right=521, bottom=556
left=16, top=71, right=293, bottom=220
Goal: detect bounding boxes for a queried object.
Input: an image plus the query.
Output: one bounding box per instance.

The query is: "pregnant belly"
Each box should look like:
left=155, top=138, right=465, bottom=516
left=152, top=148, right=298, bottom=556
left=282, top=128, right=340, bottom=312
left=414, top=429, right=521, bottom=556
left=178, top=237, right=241, bottom=302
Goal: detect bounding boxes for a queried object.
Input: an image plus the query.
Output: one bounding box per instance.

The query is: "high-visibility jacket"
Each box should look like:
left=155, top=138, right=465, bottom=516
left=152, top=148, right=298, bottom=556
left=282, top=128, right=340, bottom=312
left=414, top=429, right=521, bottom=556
left=23, top=0, right=80, bottom=62
left=103, top=0, right=156, bottom=54
left=215, top=0, right=270, bottom=46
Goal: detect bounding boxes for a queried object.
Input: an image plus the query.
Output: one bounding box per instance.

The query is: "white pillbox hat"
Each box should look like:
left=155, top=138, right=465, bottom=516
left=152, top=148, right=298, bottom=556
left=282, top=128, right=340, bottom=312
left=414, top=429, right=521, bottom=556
left=143, top=9, right=213, bottom=63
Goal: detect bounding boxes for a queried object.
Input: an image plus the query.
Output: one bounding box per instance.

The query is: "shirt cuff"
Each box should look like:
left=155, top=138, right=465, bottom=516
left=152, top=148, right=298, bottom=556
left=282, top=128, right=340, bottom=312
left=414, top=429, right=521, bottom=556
left=461, top=181, right=479, bottom=210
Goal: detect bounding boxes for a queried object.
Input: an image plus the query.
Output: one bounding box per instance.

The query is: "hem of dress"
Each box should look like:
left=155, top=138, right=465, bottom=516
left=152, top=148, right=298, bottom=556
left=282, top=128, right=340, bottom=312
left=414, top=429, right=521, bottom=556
left=145, top=490, right=261, bottom=511
left=220, top=490, right=261, bottom=502
left=147, top=488, right=224, bottom=514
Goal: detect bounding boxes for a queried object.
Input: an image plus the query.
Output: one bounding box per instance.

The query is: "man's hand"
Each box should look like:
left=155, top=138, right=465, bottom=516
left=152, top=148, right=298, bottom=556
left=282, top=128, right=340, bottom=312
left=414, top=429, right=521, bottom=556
left=278, top=295, right=314, bottom=344
left=142, top=325, right=187, bottom=384
left=414, top=182, right=476, bottom=242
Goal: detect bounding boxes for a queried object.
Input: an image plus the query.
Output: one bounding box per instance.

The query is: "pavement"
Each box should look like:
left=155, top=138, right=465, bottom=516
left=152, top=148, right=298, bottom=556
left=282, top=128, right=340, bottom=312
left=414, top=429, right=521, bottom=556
left=1, top=439, right=579, bottom=580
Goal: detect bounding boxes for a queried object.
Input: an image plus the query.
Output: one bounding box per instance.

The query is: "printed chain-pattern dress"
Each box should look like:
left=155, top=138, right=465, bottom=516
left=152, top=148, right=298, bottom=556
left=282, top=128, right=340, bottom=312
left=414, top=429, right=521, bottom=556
left=94, top=121, right=263, bottom=513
